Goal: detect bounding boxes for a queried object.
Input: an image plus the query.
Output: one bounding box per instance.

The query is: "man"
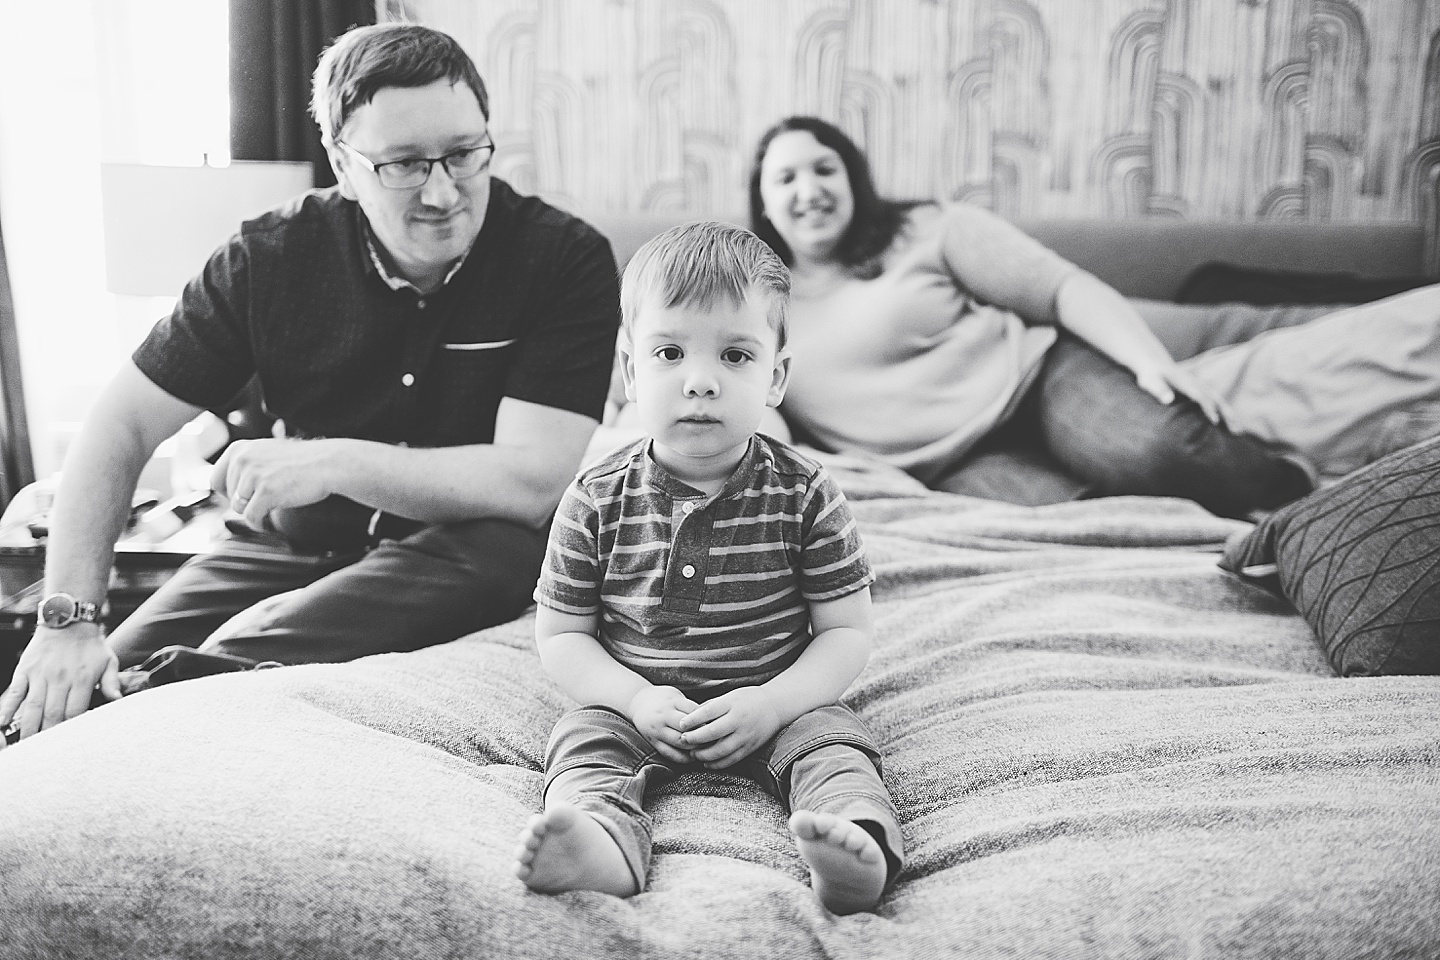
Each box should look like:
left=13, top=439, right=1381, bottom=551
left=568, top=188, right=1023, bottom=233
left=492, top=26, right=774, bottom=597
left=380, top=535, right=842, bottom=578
left=0, top=23, right=619, bottom=740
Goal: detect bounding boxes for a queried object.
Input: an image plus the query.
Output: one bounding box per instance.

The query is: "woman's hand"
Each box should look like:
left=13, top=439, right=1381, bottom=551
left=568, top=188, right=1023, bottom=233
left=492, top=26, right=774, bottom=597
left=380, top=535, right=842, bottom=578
left=1053, top=272, right=1230, bottom=427
left=626, top=685, right=700, bottom=763
left=1131, top=357, right=1229, bottom=427
left=676, top=687, right=784, bottom=769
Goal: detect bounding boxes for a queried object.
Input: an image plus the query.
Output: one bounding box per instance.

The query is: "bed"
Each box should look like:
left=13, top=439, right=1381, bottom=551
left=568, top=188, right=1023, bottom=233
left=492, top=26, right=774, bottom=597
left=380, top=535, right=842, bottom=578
left=1, top=216, right=1437, bottom=959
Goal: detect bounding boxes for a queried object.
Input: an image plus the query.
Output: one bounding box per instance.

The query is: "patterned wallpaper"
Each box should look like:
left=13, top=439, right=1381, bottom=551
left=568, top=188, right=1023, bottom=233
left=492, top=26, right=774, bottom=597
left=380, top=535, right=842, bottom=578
left=385, top=0, right=1440, bottom=241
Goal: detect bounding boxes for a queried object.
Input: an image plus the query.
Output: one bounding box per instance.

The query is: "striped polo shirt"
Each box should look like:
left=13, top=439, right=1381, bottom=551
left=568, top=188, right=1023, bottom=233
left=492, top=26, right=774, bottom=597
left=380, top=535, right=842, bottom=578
left=534, top=434, right=874, bottom=698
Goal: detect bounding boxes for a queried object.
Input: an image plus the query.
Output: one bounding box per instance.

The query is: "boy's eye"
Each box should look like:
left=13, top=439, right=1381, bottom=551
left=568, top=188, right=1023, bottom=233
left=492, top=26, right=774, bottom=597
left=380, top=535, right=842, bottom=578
left=721, top=348, right=752, bottom=364
left=653, top=346, right=682, bottom=362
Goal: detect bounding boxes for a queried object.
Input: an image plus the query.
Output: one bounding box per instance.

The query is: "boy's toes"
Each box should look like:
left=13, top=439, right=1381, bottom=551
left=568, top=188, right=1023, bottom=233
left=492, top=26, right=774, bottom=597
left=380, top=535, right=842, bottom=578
left=789, top=809, right=827, bottom=841
left=842, top=825, right=883, bottom=860
left=513, top=814, right=548, bottom=870
left=790, top=810, right=888, bottom=915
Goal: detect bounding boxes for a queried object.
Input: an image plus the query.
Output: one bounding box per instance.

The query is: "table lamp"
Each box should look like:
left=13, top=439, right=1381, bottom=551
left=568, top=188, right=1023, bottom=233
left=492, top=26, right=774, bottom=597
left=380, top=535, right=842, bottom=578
left=97, top=159, right=311, bottom=504
left=100, top=159, right=313, bottom=297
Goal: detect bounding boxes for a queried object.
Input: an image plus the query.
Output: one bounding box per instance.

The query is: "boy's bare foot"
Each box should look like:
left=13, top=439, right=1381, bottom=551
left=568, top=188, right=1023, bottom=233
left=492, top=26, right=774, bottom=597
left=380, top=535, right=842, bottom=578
left=513, top=803, right=638, bottom=897
left=789, top=810, right=888, bottom=915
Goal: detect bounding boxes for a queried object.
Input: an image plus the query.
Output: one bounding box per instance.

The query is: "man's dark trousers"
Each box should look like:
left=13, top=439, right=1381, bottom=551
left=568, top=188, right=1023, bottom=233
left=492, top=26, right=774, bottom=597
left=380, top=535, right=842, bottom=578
left=106, top=516, right=547, bottom=668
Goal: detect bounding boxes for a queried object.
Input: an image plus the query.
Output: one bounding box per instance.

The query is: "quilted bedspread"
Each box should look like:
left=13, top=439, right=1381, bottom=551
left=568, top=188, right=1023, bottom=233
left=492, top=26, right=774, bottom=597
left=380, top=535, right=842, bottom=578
left=2, top=458, right=1438, bottom=959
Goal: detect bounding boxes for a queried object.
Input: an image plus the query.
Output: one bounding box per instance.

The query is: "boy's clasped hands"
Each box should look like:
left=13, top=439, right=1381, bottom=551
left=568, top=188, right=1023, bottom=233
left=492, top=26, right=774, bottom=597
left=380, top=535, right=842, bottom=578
left=628, top=684, right=783, bottom=767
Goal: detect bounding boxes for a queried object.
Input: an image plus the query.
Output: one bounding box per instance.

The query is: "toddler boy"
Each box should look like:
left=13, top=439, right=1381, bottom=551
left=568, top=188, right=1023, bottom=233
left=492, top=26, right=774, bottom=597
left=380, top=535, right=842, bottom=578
left=513, top=221, right=903, bottom=914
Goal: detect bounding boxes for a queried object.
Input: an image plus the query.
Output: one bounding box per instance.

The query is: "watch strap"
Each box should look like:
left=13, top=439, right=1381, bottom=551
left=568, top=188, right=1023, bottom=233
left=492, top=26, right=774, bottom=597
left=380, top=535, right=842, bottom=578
left=73, top=598, right=101, bottom=623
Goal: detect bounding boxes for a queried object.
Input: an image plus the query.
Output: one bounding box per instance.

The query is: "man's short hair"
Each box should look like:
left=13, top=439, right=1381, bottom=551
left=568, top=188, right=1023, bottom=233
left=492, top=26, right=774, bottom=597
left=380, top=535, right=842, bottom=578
left=311, top=23, right=490, bottom=144
left=621, top=221, right=791, bottom=350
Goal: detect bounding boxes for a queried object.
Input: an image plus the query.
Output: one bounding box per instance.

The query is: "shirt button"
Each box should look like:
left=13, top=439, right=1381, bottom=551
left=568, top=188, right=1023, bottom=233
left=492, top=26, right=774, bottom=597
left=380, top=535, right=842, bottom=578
left=682, top=502, right=694, bottom=514
left=401, top=373, right=415, bottom=387
left=417, top=299, right=427, bottom=309
left=681, top=564, right=696, bottom=578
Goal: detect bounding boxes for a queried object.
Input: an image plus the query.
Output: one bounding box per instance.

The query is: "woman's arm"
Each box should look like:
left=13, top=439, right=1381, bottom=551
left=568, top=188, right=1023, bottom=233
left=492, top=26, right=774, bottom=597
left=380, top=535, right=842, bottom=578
left=934, top=204, right=1224, bottom=423
left=1054, top=271, right=1225, bottom=424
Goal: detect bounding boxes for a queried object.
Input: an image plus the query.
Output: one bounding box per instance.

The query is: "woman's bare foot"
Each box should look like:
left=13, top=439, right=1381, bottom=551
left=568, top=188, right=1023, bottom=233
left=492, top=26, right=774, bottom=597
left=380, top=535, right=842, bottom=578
left=789, top=810, right=887, bottom=915
left=513, top=803, right=638, bottom=897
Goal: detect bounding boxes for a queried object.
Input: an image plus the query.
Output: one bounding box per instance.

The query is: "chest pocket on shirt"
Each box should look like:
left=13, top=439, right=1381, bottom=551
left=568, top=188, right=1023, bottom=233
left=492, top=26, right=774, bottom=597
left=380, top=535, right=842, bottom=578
left=444, top=339, right=517, bottom=352
left=425, top=339, right=520, bottom=445
left=436, top=338, right=518, bottom=402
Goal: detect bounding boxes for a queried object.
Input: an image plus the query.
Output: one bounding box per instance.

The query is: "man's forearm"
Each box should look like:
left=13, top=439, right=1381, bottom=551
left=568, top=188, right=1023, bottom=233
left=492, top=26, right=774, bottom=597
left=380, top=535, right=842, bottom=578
left=302, top=398, right=599, bottom=528
left=325, top=439, right=572, bottom=527
left=43, top=431, right=152, bottom=604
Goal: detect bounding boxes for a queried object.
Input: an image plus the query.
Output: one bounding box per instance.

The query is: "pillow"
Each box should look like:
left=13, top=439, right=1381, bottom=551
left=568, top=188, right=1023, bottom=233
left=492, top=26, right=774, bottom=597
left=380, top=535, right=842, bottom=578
left=1133, top=298, right=1336, bottom=361
left=1177, top=262, right=1435, bottom=305
left=1219, top=433, right=1440, bottom=676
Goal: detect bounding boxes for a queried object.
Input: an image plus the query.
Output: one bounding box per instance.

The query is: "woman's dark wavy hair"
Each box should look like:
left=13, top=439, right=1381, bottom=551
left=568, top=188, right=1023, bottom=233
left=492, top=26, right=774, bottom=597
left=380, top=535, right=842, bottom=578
left=748, top=116, right=917, bottom=277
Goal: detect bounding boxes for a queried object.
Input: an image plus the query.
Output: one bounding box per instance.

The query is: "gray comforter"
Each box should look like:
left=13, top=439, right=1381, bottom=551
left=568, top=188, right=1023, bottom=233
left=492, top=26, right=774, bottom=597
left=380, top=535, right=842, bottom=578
left=2, top=461, right=1437, bottom=959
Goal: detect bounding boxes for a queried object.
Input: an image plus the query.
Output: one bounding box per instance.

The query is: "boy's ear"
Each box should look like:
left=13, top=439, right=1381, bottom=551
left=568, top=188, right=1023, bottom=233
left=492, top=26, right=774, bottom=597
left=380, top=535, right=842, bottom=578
left=618, top=334, right=638, bottom=403
left=767, top=348, right=792, bottom=408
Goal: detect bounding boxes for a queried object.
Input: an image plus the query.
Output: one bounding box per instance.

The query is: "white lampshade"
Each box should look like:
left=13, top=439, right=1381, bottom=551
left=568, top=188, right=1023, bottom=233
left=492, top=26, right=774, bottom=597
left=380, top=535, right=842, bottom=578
left=100, top=160, right=313, bottom=297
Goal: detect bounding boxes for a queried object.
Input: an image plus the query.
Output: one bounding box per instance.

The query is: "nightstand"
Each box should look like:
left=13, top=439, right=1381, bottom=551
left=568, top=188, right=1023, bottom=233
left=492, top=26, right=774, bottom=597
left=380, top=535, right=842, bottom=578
left=0, top=491, right=228, bottom=689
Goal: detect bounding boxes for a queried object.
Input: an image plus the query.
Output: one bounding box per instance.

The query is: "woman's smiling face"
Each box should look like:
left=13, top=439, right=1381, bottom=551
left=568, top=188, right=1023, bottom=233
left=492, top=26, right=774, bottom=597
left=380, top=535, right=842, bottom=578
left=758, top=130, right=855, bottom=266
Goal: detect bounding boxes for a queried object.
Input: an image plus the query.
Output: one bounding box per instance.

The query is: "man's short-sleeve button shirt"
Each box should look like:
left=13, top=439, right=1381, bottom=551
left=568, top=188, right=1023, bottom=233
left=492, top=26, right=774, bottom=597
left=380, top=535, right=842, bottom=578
left=132, top=178, right=620, bottom=448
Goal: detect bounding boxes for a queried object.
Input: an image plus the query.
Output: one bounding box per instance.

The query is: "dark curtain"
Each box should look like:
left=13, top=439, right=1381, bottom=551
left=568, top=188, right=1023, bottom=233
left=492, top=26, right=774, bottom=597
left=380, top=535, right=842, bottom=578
left=0, top=198, right=35, bottom=510
left=229, top=0, right=378, bottom=187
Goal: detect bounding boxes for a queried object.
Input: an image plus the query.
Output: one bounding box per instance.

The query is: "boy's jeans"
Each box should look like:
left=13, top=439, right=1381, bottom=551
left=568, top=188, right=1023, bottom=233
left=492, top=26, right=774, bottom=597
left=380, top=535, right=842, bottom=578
left=544, top=703, right=905, bottom=893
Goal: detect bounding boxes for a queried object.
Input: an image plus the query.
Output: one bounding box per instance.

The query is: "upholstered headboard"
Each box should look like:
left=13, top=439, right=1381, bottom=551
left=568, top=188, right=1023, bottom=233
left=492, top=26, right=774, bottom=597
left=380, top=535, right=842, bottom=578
left=587, top=213, right=1430, bottom=301
left=1014, top=218, right=1428, bottom=300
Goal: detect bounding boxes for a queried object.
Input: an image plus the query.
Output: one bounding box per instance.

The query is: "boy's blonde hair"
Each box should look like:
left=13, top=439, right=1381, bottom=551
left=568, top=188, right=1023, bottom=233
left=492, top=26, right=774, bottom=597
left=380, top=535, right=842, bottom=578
left=621, top=221, right=790, bottom=349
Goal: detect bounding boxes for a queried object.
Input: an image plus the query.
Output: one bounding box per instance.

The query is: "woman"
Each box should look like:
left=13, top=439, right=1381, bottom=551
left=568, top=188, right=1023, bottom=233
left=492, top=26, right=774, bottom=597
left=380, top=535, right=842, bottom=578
left=748, top=116, right=1312, bottom=518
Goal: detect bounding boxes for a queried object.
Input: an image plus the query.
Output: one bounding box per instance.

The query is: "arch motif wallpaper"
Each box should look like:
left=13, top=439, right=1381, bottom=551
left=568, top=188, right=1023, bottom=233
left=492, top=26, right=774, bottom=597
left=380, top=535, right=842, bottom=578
left=387, top=0, right=1440, bottom=262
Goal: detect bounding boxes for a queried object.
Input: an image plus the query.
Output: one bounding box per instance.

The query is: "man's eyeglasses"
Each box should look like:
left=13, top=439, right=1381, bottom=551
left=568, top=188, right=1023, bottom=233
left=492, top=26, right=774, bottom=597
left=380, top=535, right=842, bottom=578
left=336, top=138, right=495, bottom=190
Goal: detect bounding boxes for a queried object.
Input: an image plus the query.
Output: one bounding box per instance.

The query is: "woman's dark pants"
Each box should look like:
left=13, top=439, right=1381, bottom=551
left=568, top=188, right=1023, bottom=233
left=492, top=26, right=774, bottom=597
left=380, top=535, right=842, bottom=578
left=936, top=334, right=1312, bottom=518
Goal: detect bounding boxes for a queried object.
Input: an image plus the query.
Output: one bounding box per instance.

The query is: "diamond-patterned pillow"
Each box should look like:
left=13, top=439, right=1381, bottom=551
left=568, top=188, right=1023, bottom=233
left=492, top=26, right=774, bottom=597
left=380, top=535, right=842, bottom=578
left=1220, top=433, right=1440, bottom=676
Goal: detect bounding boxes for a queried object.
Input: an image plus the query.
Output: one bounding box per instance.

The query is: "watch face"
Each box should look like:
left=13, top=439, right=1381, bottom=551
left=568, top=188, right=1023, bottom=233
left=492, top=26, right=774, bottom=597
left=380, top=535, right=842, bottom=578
left=40, top=593, right=78, bottom=628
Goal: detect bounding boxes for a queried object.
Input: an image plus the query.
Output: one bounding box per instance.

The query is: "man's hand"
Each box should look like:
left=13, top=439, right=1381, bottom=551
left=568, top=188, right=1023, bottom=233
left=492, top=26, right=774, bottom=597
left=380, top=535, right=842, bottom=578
left=211, top=438, right=345, bottom=530
left=626, top=685, right=699, bottom=763
left=676, top=687, right=784, bottom=769
left=0, top=625, right=121, bottom=741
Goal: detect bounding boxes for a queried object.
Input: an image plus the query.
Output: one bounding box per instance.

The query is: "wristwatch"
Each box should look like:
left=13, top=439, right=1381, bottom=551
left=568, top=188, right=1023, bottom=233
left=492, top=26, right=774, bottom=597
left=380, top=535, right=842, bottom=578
left=38, top=592, right=103, bottom=629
